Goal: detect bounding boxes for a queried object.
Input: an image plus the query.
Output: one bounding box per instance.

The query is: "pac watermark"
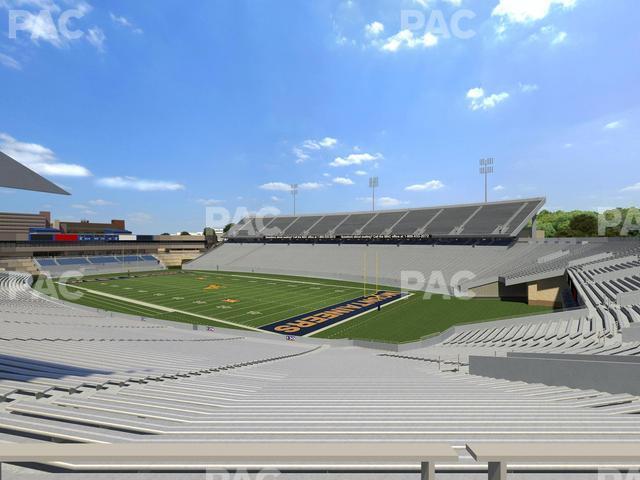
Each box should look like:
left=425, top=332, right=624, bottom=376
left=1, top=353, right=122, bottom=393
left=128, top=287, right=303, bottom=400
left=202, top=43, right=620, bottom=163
left=32, top=271, right=85, bottom=302
left=8, top=7, right=86, bottom=43
left=401, top=269, right=477, bottom=300
left=205, top=469, right=281, bottom=480
left=205, top=206, right=283, bottom=238
left=598, top=208, right=640, bottom=236
left=400, top=8, right=476, bottom=40
left=598, top=469, right=640, bottom=480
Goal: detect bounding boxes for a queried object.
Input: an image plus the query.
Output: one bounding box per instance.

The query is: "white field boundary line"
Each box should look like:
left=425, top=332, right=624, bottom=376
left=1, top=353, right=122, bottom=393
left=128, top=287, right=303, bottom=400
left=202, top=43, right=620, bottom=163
left=191, top=271, right=368, bottom=291
left=305, top=293, right=413, bottom=338
left=56, top=282, right=265, bottom=333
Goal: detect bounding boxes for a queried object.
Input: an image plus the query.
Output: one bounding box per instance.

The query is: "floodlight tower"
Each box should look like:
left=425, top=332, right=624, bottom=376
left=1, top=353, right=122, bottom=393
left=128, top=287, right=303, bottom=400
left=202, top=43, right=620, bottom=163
left=479, top=158, right=494, bottom=203
left=369, top=176, right=379, bottom=212
left=290, top=183, right=298, bottom=215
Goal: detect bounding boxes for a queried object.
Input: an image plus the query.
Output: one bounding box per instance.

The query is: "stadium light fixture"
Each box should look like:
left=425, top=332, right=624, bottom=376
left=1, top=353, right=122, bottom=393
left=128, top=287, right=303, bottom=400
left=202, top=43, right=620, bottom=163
left=369, top=176, right=379, bottom=212
left=290, top=183, right=299, bottom=215
left=479, top=158, right=494, bottom=203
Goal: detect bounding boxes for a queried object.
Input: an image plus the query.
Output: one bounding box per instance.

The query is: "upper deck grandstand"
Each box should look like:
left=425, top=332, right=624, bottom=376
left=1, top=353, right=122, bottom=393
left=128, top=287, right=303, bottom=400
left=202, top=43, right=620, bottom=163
left=225, top=197, right=546, bottom=240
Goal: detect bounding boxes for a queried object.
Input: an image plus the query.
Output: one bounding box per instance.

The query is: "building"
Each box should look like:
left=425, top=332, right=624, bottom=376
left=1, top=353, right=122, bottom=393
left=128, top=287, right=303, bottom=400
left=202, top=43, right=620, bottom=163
left=54, top=218, right=127, bottom=234
left=0, top=211, right=51, bottom=241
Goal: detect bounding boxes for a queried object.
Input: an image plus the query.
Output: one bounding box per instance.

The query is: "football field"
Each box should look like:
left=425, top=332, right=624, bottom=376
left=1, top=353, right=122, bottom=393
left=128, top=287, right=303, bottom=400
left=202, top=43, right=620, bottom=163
left=38, top=270, right=552, bottom=342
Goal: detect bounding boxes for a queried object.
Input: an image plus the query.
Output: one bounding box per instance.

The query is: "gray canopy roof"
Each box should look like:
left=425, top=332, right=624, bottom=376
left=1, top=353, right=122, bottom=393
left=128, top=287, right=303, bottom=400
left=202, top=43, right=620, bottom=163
left=0, top=151, right=69, bottom=195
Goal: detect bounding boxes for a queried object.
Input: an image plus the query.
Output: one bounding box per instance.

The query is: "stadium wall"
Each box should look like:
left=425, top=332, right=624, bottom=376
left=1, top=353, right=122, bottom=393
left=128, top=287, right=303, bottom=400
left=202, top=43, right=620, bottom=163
left=468, top=281, right=500, bottom=298
left=527, top=275, right=567, bottom=307
left=469, top=352, right=640, bottom=396
left=623, top=324, right=640, bottom=342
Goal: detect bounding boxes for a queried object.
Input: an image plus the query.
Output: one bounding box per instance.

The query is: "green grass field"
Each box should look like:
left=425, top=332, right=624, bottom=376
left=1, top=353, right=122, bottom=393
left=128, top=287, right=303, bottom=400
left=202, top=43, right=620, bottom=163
left=36, top=270, right=552, bottom=343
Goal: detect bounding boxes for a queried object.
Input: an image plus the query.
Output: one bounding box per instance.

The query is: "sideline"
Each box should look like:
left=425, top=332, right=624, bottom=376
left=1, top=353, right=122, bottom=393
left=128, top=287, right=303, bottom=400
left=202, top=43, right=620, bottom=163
left=55, top=282, right=264, bottom=333
left=191, top=270, right=368, bottom=291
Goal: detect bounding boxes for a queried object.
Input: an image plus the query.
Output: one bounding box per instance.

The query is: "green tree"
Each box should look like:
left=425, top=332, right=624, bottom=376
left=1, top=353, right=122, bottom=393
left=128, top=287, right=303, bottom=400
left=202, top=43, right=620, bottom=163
left=569, top=213, right=598, bottom=236
left=536, top=208, right=638, bottom=238
left=203, top=227, right=218, bottom=245
left=180, top=231, right=190, bottom=236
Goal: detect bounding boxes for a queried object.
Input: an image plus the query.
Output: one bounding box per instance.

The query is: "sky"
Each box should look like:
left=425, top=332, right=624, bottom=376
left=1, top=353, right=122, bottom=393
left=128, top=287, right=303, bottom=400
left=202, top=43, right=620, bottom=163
left=0, top=0, right=639, bottom=234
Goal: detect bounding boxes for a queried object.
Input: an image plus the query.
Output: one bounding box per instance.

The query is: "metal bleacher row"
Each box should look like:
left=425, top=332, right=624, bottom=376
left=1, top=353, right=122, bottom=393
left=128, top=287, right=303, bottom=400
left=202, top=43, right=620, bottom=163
left=399, top=240, right=640, bottom=365
left=3, top=267, right=640, bottom=475
left=568, top=250, right=640, bottom=343
left=227, top=198, right=545, bottom=239
left=34, top=254, right=166, bottom=277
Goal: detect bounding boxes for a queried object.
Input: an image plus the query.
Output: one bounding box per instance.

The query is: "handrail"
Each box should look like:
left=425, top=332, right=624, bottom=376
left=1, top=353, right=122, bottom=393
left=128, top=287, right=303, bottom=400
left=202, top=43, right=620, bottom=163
left=0, top=442, right=457, bottom=477
left=466, top=442, right=640, bottom=480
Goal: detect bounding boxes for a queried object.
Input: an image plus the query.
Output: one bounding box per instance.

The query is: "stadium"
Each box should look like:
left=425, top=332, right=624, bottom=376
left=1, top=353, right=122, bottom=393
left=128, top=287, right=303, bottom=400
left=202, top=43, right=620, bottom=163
left=2, top=148, right=640, bottom=480
left=2, top=1, right=640, bottom=477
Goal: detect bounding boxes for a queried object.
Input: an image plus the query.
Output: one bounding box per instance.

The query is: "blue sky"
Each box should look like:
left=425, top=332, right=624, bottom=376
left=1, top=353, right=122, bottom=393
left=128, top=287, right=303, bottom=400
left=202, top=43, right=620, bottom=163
left=0, top=0, right=639, bottom=233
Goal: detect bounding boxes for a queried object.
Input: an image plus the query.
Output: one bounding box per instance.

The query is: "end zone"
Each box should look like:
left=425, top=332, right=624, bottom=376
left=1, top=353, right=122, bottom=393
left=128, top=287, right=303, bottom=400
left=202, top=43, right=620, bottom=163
left=259, top=290, right=407, bottom=336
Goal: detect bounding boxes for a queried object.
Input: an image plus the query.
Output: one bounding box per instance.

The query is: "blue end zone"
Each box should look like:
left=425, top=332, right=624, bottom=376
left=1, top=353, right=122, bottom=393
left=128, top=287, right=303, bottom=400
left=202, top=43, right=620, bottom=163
left=260, top=290, right=405, bottom=336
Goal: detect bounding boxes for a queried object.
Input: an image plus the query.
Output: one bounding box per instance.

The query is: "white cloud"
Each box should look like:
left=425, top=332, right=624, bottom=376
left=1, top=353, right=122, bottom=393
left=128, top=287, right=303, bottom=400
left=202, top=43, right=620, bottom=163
left=1, top=1, right=94, bottom=49
left=466, top=87, right=510, bottom=111
left=196, top=198, right=224, bottom=206
left=365, top=21, right=384, bottom=36
left=605, top=121, right=623, bottom=130
left=293, top=147, right=310, bottom=164
left=493, top=185, right=506, bottom=191
left=466, top=87, right=484, bottom=99
left=299, top=182, right=323, bottom=190
left=621, top=182, right=640, bottom=192
left=97, top=176, right=184, bottom=191
left=551, top=30, right=567, bottom=44
left=302, top=137, right=338, bottom=150
left=358, top=196, right=408, bottom=207
left=0, top=132, right=91, bottom=177
left=15, top=11, right=64, bottom=47
left=330, top=152, right=382, bottom=167
left=0, top=53, right=21, bottom=70
left=533, top=25, right=568, bottom=46
left=109, top=12, right=143, bottom=34
left=564, top=143, right=573, bottom=148
left=1, top=1, right=118, bottom=55
left=333, top=176, right=354, bottom=186
left=519, top=83, right=539, bottom=93
left=259, top=181, right=323, bottom=191
left=354, top=170, right=367, bottom=176
left=86, top=27, right=106, bottom=52
left=378, top=197, right=408, bottom=207
left=88, top=199, right=115, bottom=206
left=270, top=196, right=281, bottom=202
left=260, top=182, right=292, bottom=192
left=380, top=29, right=438, bottom=52
left=492, top=0, right=577, bottom=24
left=405, top=180, right=445, bottom=191
left=293, top=137, right=337, bottom=163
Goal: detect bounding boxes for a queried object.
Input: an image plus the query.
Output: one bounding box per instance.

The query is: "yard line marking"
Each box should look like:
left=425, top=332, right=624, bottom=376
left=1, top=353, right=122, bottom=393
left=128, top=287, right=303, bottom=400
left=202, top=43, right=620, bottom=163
left=55, top=282, right=264, bottom=333
left=202, top=272, right=365, bottom=291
